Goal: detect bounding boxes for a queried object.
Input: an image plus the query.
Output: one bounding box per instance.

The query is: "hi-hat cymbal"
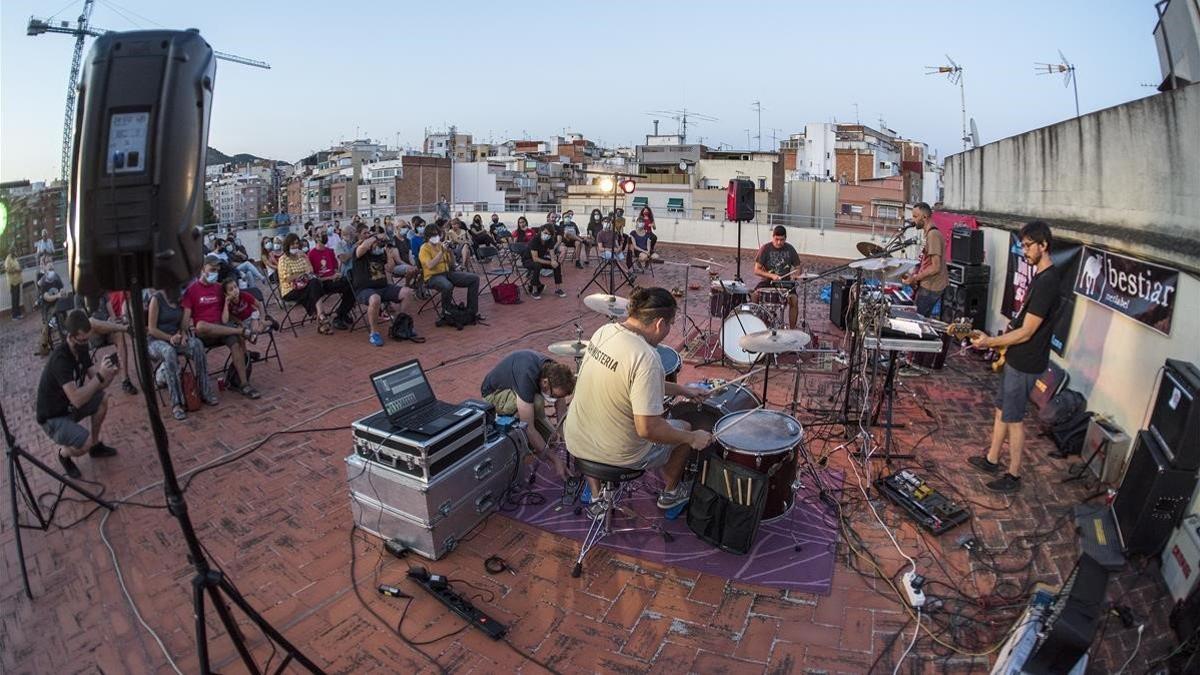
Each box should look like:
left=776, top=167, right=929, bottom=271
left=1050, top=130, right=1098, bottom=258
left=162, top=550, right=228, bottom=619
left=583, top=293, right=629, bottom=318
left=856, top=241, right=885, bottom=257
left=739, top=329, right=812, bottom=354
left=549, top=340, right=589, bottom=357
left=693, top=257, right=724, bottom=268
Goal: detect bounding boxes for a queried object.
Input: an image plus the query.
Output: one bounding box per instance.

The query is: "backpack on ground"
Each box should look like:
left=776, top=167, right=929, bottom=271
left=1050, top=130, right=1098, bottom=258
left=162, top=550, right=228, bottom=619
left=436, top=302, right=476, bottom=330
left=491, top=282, right=521, bottom=305
left=389, top=313, right=425, bottom=342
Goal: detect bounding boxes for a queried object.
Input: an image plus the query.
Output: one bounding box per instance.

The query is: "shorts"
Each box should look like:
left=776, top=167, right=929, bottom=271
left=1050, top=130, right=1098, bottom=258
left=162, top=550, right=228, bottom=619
left=630, top=419, right=689, bottom=470
left=41, top=391, right=105, bottom=448
left=356, top=285, right=405, bottom=306
left=393, top=263, right=416, bottom=277
left=993, top=364, right=1039, bottom=423
left=484, top=389, right=552, bottom=439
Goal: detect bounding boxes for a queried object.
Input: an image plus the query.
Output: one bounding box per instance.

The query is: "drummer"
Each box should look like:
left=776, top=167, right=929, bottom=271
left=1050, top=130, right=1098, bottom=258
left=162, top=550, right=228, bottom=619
left=753, top=225, right=803, bottom=329
left=564, top=287, right=712, bottom=511
left=481, top=350, right=576, bottom=478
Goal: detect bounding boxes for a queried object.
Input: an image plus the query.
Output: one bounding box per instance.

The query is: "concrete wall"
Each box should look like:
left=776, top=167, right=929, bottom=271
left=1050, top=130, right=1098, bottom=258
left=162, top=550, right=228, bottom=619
left=452, top=162, right=505, bottom=206
left=944, top=83, right=1200, bottom=271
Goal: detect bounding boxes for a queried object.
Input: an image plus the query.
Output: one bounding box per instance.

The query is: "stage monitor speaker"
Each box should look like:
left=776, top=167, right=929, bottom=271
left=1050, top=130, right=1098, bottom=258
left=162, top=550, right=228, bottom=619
left=70, top=29, right=213, bottom=297
left=939, top=281, right=989, bottom=331
left=951, top=226, right=984, bottom=265
left=1148, top=358, right=1200, bottom=470
left=829, top=278, right=851, bottom=329
left=1112, top=431, right=1199, bottom=557
left=726, top=178, right=755, bottom=221
left=1024, top=554, right=1110, bottom=675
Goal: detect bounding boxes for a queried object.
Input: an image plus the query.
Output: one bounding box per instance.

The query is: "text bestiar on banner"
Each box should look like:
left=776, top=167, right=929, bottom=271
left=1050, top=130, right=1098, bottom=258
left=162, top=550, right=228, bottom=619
left=1073, top=245, right=1179, bottom=335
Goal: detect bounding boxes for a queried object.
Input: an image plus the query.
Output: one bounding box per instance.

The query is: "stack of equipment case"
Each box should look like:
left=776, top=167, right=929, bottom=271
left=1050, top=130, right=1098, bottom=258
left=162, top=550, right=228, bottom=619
left=941, top=226, right=989, bottom=331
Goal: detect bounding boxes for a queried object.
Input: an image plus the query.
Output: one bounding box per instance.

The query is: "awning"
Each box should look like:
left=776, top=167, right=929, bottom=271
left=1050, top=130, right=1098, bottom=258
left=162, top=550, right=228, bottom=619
left=631, top=196, right=648, bottom=208
left=666, top=198, right=684, bottom=210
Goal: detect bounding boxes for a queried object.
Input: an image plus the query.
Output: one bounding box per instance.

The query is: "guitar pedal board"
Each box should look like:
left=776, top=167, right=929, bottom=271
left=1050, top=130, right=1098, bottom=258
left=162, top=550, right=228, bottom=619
left=875, top=469, right=970, bottom=535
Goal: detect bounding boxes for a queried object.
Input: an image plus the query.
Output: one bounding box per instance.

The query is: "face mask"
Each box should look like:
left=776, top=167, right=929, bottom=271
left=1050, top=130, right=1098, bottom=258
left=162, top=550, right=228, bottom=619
left=541, top=233, right=551, bottom=241
left=543, top=394, right=558, bottom=405
left=204, top=272, right=218, bottom=283
left=371, top=247, right=385, bottom=256
left=491, top=218, right=498, bottom=224
left=302, top=243, right=310, bottom=252
left=45, top=271, right=57, bottom=280
left=289, top=248, right=301, bottom=256
left=429, top=236, right=441, bottom=245
left=272, top=243, right=282, bottom=251
left=603, top=223, right=612, bottom=231
left=225, top=244, right=234, bottom=253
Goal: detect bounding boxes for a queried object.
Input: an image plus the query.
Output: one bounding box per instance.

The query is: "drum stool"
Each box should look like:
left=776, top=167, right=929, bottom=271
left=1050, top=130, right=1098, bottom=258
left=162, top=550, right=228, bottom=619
left=570, top=457, right=674, bottom=578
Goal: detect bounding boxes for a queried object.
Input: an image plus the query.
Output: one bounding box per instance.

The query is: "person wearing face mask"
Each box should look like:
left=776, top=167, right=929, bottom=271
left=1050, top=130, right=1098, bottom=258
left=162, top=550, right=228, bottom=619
left=564, top=287, right=712, bottom=512
left=277, top=233, right=334, bottom=333
left=326, top=222, right=343, bottom=253
left=557, top=210, right=586, bottom=268
left=147, top=287, right=218, bottom=420
left=353, top=228, right=417, bottom=347
left=181, top=256, right=260, bottom=399
left=467, top=214, right=498, bottom=257
left=307, top=231, right=355, bottom=330
left=595, top=217, right=619, bottom=261
left=524, top=224, right=566, bottom=299
left=419, top=224, right=482, bottom=322
left=444, top=218, right=472, bottom=268
left=334, top=224, right=359, bottom=279
left=638, top=206, right=660, bottom=259
left=435, top=194, right=451, bottom=222
left=488, top=213, right=512, bottom=244
left=36, top=309, right=121, bottom=478
left=481, top=351, right=576, bottom=479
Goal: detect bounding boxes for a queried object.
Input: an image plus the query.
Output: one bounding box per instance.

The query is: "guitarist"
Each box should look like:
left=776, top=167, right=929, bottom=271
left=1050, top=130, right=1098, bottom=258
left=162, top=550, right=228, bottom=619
left=899, top=202, right=948, bottom=318
left=966, top=221, right=1060, bottom=494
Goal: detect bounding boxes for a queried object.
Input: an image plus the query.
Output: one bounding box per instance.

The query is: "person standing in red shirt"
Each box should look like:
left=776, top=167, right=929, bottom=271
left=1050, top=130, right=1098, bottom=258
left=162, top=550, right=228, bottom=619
left=181, top=255, right=260, bottom=399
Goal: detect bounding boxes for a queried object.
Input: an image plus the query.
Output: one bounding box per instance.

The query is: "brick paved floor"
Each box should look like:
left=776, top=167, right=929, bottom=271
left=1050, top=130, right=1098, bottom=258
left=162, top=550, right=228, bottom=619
left=0, top=243, right=1179, bottom=673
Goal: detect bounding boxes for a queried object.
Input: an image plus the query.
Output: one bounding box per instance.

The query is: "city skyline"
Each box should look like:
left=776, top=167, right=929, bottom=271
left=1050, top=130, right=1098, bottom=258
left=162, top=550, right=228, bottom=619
left=1, top=0, right=1164, bottom=183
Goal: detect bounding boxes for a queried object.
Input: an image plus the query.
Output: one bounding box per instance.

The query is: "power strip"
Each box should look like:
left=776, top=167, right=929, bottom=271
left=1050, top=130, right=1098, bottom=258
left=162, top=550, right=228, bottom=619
left=407, top=568, right=507, bottom=640
left=902, top=571, right=926, bottom=608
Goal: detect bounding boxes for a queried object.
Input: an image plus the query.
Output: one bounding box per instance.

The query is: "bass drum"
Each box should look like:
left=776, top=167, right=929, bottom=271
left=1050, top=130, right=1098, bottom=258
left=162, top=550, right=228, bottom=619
left=721, top=304, right=772, bottom=365
left=655, top=344, right=681, bottom=383
left=667, top=383, right=760, bottom=433
left=712, top=410, right=804, bottom=521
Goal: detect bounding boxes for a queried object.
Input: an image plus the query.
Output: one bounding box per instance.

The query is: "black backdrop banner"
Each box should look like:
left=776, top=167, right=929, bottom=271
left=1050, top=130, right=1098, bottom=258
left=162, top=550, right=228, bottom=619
left=1072, top=245, right=1179, bottom=335
left=1000, top=232, right=1081, bottom=355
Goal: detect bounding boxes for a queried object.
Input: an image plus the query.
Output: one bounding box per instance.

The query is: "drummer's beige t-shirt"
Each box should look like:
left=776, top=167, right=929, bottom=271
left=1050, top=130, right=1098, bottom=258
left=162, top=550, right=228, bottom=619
left=564, top=323, right=665, bottom=466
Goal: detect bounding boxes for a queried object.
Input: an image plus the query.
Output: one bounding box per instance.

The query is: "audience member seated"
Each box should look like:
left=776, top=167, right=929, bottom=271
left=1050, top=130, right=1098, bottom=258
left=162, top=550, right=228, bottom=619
left=445, top=218, right=473, bottom=268
left=335, top=224, right=358, bottom=279
left=628, top=224, right=654, bottom=269
left=181, top=255, right=260, bottom=399
left=36, top=308, right=120, bottom=479
left=87, top=291, right=139, bottom=394
left=481, top=350, right=575, bottom=478
left=419, top=224, right=483, bottom=320
left=637, top=205, right=660, bottom=257
left=353, top=229, right=417, bottom=347
left=216, top=234, right=267, bottom=287
left=557, top=210, right=587, bottom=268
left=522, top=224, right=566, bottom=299
left=222, top=278, right=271, bottom=336
left=381, top=223, right=419, bottom=286
left=35, top=262, right=71, bottom=356
left=512, top=216, right=535, bottom=244
left=147, top=288, right=217, bottom=419
left=489, top=213, right=512, bottom=244
left=468, top=215, right=499, bottom=259
left=307, top=231, right=355, bottom=330
left=277, top=233, right=337, bottom=333
left=595, top=217, right=621, bottom=261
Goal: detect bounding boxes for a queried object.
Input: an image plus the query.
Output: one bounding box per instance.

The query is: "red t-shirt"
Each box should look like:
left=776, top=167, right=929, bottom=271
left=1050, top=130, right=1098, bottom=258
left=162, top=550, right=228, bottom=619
left=107, top=291, right=128, bottom=319
left=228, top=291, right=257, bottom=321
left=181, top=280, right=224, bottom=325
left=308, top=247, right=339, bottom=279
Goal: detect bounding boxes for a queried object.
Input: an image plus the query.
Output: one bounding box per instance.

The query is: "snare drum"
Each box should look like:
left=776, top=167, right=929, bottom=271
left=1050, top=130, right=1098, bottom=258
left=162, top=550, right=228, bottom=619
left=710, top=280, right=749, bottom=317
left=712, top=410, right=803, bottom=520
left=655, top=344, right=682, bottom=383
left=721, top=304, right=773, bottom=364
left=756, top=287, right=789, bottom=306
left=667, top=383, right=759, bottom=432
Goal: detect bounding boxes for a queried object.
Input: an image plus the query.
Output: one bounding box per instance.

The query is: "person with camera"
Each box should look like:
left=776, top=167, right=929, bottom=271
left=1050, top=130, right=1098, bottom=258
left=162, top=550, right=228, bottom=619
left=36, top=309, right=120, bottom=479
left=419, top=224, right=483, bottom=320
left=353, top=227, right=416, bottom=346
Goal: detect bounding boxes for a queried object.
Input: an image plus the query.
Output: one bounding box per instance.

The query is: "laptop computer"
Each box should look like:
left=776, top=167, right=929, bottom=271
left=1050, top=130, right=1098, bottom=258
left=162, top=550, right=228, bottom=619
left=370, top=360, right=471, bottom=436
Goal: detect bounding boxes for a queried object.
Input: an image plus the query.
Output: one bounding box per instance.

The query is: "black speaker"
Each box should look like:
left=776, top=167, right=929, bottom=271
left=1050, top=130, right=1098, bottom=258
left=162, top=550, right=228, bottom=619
left=1149, top=359, right=1200, bottom=470
left=951, top=226, right=984, bottom=265
left=939, top=281, right=989, bottom=330
left=1024, top=553, right=1110, bottom=675
left=1112, top=431, right=1199, bottom=556
left=726, top=178, right=755, bottom=221
left=829, top=278, right=851, bottom=329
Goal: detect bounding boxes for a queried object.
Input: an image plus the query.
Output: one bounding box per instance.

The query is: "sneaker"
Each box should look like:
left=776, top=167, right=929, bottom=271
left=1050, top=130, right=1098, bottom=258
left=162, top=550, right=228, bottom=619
left=58, top=451, right=82, bottom=479
left=331, top=318, right=350, bottom=331
left=554, top=289, right=566, bottom=298
left=580, top=482, right=592, bottom=505
left=369, top=332, right=384, bottom=347
left=986, top=473, right=1022, bottom=494
left=967, top=455, right=1001, bottom=474
left=531, top=291, right=542, bottom=300
left=203, top=395, right=219, bottom=406
left=657, top=482, right=692, bottom=510
left=574, top=260, right=582, bottom=269
left=87, top=442, right=118, bottom=458
left=121, top=379, right=138, bottom=395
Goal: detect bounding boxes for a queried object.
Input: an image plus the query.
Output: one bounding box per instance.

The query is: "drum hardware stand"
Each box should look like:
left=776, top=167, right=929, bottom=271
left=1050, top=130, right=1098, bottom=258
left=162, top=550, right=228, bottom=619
left=859, top=347, right=914, bottom=461
left=579, top=170, right=644, bottom=298
left=3, top=400, right=115, bottom=600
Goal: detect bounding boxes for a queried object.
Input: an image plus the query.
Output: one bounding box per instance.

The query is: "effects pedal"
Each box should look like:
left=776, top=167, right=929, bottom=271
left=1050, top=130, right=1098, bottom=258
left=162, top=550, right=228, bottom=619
left=875, top=469, right=970, bottom=535
left=407, top=566, right=507, bottom=640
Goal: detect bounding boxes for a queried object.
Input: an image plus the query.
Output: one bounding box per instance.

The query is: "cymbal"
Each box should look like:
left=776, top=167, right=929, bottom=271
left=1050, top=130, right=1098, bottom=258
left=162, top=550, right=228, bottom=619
left=548, top=340, right=589, bottom=357
left=849, top=257, right=919, bottom=281
left=849, top=257, right=894, bottom=271
left=693, top=257, right=724, bottom=268
left=739, top=329, right=812, bottom=354
left=583, top=293, right=629, bottom=318
left=856, top=241, right=885, bottom=257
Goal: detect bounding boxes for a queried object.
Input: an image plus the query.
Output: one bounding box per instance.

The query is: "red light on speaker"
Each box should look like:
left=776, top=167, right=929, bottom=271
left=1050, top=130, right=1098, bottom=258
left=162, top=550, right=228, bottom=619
left=619, top=178, right=636, bottom=194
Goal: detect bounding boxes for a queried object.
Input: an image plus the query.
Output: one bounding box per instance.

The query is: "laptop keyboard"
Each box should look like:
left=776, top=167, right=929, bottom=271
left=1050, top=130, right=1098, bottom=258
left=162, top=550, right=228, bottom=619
left=403, top=401, right=458, bottom=428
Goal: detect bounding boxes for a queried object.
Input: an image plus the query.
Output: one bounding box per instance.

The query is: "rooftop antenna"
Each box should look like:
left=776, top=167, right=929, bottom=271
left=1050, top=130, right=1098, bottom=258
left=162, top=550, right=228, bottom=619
left=645, top=108, right=718, bottom=143
left=926, top=55, right=968, bottom=151
left=1035, top=50, right=1079, bottom=118
left=751, top=100, right=766, bottom=150
left=969, top=118, right=981, bottom=149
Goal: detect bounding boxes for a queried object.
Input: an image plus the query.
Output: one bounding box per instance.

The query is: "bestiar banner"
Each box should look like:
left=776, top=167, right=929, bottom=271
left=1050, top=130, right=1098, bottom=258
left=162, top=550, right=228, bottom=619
left=1073, top=245, right=1179, bottom=335
left=1001, top=232, right=1081, bottom=355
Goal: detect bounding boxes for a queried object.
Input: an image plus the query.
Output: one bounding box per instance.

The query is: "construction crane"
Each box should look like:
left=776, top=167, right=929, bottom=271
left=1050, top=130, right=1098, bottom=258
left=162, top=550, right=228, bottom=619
left=644, top=109, right=718, bottom=144
left=27, top=0, right=270, bottom=188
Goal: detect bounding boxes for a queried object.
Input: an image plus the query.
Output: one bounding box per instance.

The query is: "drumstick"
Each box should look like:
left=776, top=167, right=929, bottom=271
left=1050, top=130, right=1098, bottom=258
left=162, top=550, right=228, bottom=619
left=701, top=367, right=765, bottom=396
left=723, top=469, right=733, bottom=500
left=709, top=404, right=766, bottom=443
left=736, top=478, right=743, bottom=505
left=701, top=460, right=708, bottom=486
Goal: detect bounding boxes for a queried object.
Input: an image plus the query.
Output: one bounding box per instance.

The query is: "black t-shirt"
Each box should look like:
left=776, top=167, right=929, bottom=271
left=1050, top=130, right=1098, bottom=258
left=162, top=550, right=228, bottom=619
left=587, top=220, right=603, bottom=238
left=755, top=243, right=801, bottom=276
left=1006, top=265, right=1062, bottom=374
left=36, top=342, right=92, bottom=423
left=352, top=249, right=390, bottom=290
left=529, top=234, right=555, bottom=262
left=481, top=350, right=549, bottom=403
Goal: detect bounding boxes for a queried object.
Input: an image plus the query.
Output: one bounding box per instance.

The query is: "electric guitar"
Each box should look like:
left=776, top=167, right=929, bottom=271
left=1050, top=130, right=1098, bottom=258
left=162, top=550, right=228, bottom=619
left=944, top=319, right=1007, bottom=372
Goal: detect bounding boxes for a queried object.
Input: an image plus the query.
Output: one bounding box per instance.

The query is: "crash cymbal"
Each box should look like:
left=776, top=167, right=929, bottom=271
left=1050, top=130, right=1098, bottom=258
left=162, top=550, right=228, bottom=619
left=692, top=257, right=724, bottom=268
left=548, top=339, right=589, bottom=357
left=849, top=257, right=894, bottom=271
left=856, top=241, right=885, bottom=257
left=583, top=293, right=629, bottom=318
left=739, top=329, right=812, bottom=354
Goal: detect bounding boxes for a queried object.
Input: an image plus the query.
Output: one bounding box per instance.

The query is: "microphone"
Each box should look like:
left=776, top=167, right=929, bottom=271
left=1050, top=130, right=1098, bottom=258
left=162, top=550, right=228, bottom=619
left=899, top=219, right=918, bottom=232
left=901, top=237, right=918, bottom=247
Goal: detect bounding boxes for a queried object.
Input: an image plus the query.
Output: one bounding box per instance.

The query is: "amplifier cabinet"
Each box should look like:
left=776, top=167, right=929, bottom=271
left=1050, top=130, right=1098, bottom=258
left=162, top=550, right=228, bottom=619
left=947, top=262, right=990, bottom=286
left=950, top=226, right=984, bottom=265
left=1112, top=431, right=1199, bottom=557
left=351, top=409, right=486, bottom=482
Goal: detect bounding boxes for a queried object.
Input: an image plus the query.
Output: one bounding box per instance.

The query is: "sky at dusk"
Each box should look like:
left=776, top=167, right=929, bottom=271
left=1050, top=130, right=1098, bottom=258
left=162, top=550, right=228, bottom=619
left=1, top=0, right=1164, bottom=182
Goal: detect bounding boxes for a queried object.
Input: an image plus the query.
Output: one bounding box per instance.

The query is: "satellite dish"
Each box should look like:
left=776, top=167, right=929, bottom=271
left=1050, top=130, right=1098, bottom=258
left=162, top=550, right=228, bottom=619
left=969, top=118, right=981, bottom=148
left=678, top=160, right=690, bottom=172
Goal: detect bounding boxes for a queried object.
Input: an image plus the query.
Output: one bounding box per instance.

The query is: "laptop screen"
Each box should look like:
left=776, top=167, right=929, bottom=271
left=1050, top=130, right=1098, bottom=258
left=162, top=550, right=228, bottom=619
left=371, top=361, right=434, bottom=420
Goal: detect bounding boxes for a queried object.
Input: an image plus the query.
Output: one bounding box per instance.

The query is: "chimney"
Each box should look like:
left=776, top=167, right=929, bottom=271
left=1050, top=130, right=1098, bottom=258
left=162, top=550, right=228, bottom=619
left=653, top=120, right=659, bottom=136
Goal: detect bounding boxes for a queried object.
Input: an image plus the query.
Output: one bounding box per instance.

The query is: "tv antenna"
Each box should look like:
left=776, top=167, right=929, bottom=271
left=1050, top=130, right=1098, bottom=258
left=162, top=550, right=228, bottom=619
left=969, top=118, right=981, bottom=149
left=644, top=108, right=718, bottom=143
left=926, top=55, right=968, bottom=151
left=751, top=100, right=766, bottom=150
left=1035, top=50, right=1079, bottom=118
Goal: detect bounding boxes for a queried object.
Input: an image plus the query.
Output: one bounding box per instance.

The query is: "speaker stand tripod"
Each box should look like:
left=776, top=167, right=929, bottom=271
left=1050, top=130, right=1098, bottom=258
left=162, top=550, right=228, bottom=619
left=4, top=400, right=115, bottom=599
